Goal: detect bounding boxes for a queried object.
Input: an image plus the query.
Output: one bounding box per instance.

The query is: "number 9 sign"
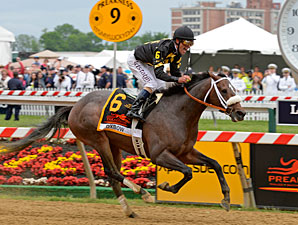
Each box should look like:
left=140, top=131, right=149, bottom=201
left=89, top=0, right=143, bottom=42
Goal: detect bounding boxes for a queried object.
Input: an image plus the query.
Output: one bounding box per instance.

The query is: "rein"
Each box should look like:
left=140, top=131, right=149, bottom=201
left=184, top=86, right=227, bottom=112
left=184, top=76, right=240, bottom=113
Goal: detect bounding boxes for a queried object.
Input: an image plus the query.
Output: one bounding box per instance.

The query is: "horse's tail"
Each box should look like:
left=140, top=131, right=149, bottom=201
left=0, top=106, right=73, bottom=154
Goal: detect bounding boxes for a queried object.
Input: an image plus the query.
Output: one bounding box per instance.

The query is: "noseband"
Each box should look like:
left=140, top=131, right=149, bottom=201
left=184, top=76, right=242, bottom=114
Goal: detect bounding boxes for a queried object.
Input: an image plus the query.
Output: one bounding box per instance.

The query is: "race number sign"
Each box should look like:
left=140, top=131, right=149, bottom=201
left=89, top=0, right=142, bottom=42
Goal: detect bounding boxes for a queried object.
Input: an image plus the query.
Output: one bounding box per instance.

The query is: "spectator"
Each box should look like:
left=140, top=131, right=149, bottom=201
left=28, top=72, right=37, bottom=89
left=34, top=71, right=46, bottom=88
left=240, top=66, right=248, bottom=78
left=98, top=66, right=111, bottom=88
left=53, top=68, right=72, bottom=91
left=252, top=76, right=263, bottom=93
left=5, top=72, right=24, bottom=121
left=75, top=65, right=95, bottom=89
left=45, top=68, right=56, bottom=88
left=252, top=66, right=263, bottom=80
left=89, top=65, right=100, bottom=86
left=262, top=63, right=280, bottom=95
left=32, top=56, right=41, bottom=67
left=41, top=59, right=50, bottom=69
left=230, top=68, right=246, bottom=92
left=23, top=67, right=31, bottom=85
left=18, top=74, right=26, bottom=88
left=242, top=70, right=253, bottom=92
left=4, top=57, right=25, bottom=77
left=278, top=68, right=296, bottom=92
left=208, top=66, right=215, bottom=73
left=0, top=69, right=11, bottom=90
left=221, top=66, right=231, bottom=80
left=109, top=67, right=127, bottom=88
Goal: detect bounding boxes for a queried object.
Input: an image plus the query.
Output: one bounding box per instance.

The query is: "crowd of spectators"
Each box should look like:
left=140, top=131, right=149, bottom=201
left=0, top=57, right=297, bottom=95
left=0, top=56, right=138, bottom=91
left=212, top=63, right=297, bottom=94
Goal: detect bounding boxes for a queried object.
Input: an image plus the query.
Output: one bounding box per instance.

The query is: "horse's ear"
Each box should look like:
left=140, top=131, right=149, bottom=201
left=208, top=71, right=218, bottom=80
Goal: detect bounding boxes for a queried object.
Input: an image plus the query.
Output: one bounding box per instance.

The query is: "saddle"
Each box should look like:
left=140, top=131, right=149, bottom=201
left=97, top=88, right=162, bottom=137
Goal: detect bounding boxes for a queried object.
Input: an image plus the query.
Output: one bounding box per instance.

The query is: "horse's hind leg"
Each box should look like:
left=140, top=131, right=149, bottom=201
left=110, top=145, right=154, bottom=204
left=92, top=134, right=153, bottom=217
left=108, top=145, right=137, bottom=218
left=183, top=148, right=230, bottom=211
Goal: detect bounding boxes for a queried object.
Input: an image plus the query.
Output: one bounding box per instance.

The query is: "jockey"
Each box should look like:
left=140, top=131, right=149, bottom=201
left=127, top=25, right=195, bottom=121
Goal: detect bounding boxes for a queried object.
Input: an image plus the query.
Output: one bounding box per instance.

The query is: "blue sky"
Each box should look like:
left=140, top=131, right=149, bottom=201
left=0, top=0, right=284, bottom=38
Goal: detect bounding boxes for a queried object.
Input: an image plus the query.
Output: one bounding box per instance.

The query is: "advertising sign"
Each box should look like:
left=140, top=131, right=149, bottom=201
left=251, top=144, right=298, bottom=209
left=277, top=100, right=298, bottom=126
left=89, top=0, right=142, bottom=42
left=157, top=142, right=250, bottom=205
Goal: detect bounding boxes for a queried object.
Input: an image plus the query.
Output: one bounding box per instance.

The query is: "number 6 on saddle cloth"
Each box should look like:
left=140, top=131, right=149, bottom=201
left=97, top=88, right=161, bottom=157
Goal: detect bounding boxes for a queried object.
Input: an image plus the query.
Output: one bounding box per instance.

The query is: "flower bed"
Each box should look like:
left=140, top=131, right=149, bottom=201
left=0, top=141, right=156, bottom=188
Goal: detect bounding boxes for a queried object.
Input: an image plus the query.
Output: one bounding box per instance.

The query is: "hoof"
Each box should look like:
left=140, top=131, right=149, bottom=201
left=128, top=212, right=138, bottom=218
left=158, top=182, right=170, bottom=191
left=220, top=199, right=230, bottom=212
left=142, top=193, right=155, bottom=203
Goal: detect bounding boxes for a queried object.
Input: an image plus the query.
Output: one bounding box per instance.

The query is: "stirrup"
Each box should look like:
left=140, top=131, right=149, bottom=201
left=127, top=111, right=145, bottom=122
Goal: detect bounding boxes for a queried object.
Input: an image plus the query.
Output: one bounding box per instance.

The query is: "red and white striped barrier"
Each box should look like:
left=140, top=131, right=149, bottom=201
left=242, top=96, right=298, bottom=101
left=0, top=127, right=75, bottom=139
left=1, top=127, right=297, bottom=145
left=0, top=90, right=297, bottom=102
left=197, top=131, right=298, bottom=145
left=0, top=90, right=88, bottom=97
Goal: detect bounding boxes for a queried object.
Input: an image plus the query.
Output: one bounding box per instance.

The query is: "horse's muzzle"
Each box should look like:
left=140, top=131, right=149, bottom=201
left=230, top=110, right=246, bottom=122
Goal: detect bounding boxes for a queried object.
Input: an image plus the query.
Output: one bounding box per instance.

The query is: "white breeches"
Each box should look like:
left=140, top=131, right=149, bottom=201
left=127, top=52, right=165, bottom=92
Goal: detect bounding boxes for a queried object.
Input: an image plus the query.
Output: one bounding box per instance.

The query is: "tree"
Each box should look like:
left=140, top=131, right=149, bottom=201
left=18, top=23, right=169, bottom=52
left=15, top=34, right=42, bottom=52
left=40, top=24, right=104, bottom=51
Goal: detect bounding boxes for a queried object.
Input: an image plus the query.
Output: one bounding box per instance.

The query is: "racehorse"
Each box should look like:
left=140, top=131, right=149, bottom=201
left=1, top=72, right=245, bottom=217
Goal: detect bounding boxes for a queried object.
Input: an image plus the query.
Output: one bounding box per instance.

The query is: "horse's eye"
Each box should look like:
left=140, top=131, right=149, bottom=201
left=222, top=89, right=227, bottom=94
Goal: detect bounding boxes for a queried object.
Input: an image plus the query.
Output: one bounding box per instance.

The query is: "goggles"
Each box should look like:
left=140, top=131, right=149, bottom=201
left=181, top=40, right=194, bottom=47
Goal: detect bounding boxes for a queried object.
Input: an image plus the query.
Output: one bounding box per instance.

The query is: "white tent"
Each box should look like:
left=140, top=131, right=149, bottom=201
left=0, top=26, right=15, bottom=65
left=191, top=18, right=280, bottom=55
left=67, top=56, right=124, bottom=69
left=67, top=50, right=132, bottom=70
left=95, top=50, right=132, bottom=69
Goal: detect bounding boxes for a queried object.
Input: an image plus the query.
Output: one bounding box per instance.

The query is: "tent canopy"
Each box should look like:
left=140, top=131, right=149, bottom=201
left=0, top=26, right=15, bottom=42
left=191, top=18, right=280, bottom=55
left=29, top=50, right=59, bottom=59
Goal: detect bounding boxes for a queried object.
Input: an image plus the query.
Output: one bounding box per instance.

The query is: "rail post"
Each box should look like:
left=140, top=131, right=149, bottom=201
left=268, top=108, right=276, bottom=133
left=232, top=142, right=256, bottom=208
left=76, top=140, right=97, bottom=199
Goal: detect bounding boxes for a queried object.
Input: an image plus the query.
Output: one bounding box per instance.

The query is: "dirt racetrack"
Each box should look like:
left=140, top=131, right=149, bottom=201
left=0, top=198, right=298, bottom=225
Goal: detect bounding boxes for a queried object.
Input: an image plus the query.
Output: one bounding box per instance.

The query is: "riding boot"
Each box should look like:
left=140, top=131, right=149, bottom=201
left=127, top=89, right=150, bottom=121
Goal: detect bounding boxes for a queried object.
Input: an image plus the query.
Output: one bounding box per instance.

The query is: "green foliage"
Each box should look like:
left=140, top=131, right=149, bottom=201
left=15, top=34, right=42, bottom=52
left=16, top=23, right=169, bottom=52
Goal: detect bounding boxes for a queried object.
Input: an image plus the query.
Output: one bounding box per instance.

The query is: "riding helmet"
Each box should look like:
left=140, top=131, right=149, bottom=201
left=173, top=26, right=196, bottom=40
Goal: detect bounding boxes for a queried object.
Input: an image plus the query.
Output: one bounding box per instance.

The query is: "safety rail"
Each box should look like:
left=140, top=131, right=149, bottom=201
left=0, top=89, right=297, bottom=132
left=1, top=127, right=298, bottom=145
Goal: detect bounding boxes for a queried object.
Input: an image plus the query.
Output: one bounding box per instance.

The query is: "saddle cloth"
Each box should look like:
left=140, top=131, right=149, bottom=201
left=97, top=88, right=142, bottom=137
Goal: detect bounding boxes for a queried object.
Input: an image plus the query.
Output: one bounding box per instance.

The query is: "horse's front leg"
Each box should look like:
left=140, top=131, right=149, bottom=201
left=153, top=149, right=193, bottom=194
left=183, top=148, right=230, bottom=211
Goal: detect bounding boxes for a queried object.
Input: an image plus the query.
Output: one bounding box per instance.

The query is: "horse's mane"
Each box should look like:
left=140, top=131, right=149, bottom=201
left=161, top=72, right=211, bottom=96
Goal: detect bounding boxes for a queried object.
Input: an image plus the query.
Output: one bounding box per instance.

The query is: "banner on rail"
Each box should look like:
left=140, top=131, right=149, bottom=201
left=251, top=144, right=298, bottom=210
left=156, top=142, right=250, bottom=205
left=277, top=100, right=298, bottom=126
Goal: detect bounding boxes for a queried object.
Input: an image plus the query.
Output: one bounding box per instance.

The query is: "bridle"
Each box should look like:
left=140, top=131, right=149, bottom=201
left=184, top=75, right=241, bottom=115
